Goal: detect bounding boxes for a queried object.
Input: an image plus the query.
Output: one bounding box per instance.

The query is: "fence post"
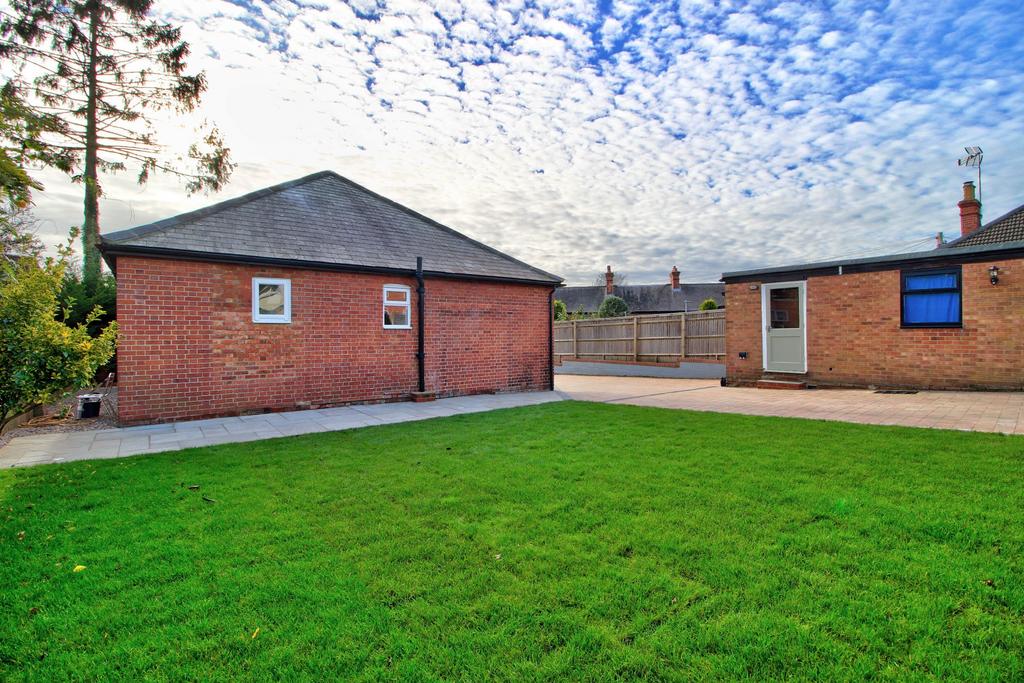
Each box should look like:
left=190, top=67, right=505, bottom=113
left=680, top=312, right=686, bottom=360
left=572, top=319, right=578, bottom=360
left=633, top=316, right=639, bottom=361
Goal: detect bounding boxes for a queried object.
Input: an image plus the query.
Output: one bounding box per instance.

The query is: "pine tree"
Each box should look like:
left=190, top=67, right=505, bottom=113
left=0, top=0, right=234, bottom=282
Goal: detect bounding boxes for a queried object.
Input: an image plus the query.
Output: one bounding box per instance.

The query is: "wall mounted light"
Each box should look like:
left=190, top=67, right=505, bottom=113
left=989, top=265, right=1000, bottom=286
left=748, top=284, right=759, bottom=291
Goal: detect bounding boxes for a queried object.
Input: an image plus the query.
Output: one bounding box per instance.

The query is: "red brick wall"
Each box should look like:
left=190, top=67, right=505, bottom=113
left=725, top=281, right=765, bottom=383
left=726, top=258, right=1024, bottom=390
left=115, top=256, right=552, bottom=424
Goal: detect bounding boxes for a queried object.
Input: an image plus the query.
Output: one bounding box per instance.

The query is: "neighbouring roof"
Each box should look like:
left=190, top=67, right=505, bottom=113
left=100, top=171, right=562, bottom=284
left=557, top=283, right=724, bottom=313
left=722, top=199, right=1024, bottom=283
left=941, top=203, right=1024, bottom=248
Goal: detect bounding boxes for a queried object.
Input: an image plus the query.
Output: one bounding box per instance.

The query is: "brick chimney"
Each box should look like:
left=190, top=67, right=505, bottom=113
left=605, top=265, right=614, bottom=294
left=670, top=266, right=680, bottom=290
left=958, top=181, right=982, bottom=237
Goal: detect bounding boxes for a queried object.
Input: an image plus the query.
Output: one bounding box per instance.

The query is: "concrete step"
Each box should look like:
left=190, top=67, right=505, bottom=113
left=756, top=379, right=807, bottom=390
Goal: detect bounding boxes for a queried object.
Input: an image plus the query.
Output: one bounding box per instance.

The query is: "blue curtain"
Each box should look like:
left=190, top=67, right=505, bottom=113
left=904, top=273, right=957, bottom=291
left=903, top=292, right=959, bottom=324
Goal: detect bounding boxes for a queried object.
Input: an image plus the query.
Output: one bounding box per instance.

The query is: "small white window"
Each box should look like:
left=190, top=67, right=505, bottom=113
left=383, top=285, right=411, bottom=329
left=252, top=277, right=291, bottom=323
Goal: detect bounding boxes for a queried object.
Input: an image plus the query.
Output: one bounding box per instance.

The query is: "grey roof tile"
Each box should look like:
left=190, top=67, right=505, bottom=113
left=942, top=203, right=1024, bottom=248
left=100, top=171, right=561, bottom=284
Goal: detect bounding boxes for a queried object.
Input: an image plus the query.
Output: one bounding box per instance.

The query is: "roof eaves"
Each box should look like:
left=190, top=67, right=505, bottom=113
left=721, top=239, right=1024, bottom=281
left=99, top=243, right=561, bottom=285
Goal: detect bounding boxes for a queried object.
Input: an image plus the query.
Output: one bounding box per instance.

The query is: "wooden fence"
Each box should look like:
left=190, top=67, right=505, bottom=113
left=554, top=310, right=725, bottom=363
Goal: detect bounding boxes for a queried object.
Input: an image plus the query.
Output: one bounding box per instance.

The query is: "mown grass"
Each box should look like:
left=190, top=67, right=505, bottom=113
left=1, top=400, right=1023, bottom=681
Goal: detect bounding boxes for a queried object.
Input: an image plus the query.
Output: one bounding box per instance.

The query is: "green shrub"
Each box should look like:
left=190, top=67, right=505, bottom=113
left=597, top=295, right=628, bottom=318
left=552, top=299, right=567, bottom=321
left=568, top=305, right=588, bottom=320
left=0, top=233, right=117, bottom=428
left=59, top=270, right=116, bottom=337
left=699, top=298, right=719, bottom=311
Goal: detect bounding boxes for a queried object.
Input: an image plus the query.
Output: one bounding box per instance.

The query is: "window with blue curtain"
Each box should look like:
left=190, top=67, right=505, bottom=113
left=901, top=268, right=961, bottom=327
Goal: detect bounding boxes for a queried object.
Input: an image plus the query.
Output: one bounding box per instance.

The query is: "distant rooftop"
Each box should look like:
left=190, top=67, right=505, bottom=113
left=558, top=283, right=724, bottom=313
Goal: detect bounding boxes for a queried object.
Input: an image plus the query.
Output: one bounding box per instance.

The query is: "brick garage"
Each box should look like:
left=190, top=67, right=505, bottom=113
left=723, top=183, right=1024, bottom=391
left=101, top=172, right=561, bottom=424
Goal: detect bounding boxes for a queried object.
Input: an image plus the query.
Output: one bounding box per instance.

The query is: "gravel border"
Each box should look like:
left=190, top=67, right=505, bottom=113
left=0, top=388, right=118, bottom=450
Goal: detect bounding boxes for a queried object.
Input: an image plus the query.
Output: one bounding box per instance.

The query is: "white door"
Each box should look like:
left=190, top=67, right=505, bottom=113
left=763, top=282, right=806, bottom=373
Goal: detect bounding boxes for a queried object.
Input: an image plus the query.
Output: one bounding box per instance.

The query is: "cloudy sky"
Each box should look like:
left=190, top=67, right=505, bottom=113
left=25, top=0, right=1024, bottom=284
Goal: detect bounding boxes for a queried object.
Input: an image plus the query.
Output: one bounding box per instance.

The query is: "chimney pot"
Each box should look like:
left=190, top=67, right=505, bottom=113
left=605, top=265, right=614, bottom=294
left=670, top=266, right=680, bottom=289
left=958, top=181, right=982, bottom=237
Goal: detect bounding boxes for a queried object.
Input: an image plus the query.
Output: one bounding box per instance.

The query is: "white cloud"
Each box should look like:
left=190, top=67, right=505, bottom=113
left=20, top=0, right=1024, bottom=285
left=818, top=30, right=842, bottom=49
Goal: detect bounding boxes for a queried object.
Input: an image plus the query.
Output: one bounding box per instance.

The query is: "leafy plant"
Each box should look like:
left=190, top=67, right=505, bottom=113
left=0, top=82, right=69, bottom=208
left=597, top=295, right=628, bottom=318
left=699, top=298, right=719, bottom=311
left=552, top=299, right=567, bottom=321
left=59, top=270, right=116, bottom=337
left=0, top=230, right=116, bottom=429
left=567, top=304, right=589, bottom=320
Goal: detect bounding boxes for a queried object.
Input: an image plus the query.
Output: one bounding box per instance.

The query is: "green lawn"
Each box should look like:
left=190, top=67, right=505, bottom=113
left=2, top=401, right=1023, bottom=681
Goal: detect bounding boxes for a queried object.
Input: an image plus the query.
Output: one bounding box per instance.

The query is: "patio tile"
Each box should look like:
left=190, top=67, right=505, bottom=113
left=199, top=424, right=230, bottom=437
left=556, top=376, right=1024, bottom=436
left=152, top=430, right=202, bottom=444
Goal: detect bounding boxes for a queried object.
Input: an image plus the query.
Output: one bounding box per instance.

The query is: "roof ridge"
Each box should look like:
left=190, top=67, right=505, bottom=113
left=318, top=171, right=563, bottom=283
left=943, top=201, right=1024, bottom=248
left=101, top=170, right=335, bottom=244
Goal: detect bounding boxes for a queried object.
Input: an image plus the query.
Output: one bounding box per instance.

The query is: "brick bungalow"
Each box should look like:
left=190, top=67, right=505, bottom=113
left=99, top=171, right=562, bottom=424
left=721, top=182, right=1024, bottom=390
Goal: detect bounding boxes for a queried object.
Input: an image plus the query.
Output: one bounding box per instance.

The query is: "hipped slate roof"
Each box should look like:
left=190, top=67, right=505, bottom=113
left=557, top=283, right=724, bottom=313
left=100, top=171, right=562, bottom=285
left=942, top=203, right=1024, bottom=248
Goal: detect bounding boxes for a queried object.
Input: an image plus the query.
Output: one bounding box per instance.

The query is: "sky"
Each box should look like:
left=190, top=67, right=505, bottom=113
left=23, top=0, right=1024, bottom=285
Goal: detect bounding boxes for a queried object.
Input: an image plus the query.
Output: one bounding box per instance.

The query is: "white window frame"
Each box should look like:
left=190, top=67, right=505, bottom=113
left=252, top=277, right=291, bottom=324
left=382, top=284, right=412, bottom=329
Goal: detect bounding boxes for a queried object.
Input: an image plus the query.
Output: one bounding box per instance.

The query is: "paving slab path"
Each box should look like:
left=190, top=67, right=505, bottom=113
left=556, top=375, right=1024, bottom=435
left=5, top=377, right=1021, bottom=469
left=0, top=391, right=564, bottom=468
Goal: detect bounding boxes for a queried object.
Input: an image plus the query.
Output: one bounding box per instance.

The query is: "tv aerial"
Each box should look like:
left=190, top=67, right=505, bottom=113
left=957, top=146, right=983, bottom=200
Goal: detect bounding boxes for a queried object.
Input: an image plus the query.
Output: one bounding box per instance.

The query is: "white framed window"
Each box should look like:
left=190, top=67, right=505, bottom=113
left=383, top=284, right=411, bottom=329
left=252, top=277, right=291, bottom=324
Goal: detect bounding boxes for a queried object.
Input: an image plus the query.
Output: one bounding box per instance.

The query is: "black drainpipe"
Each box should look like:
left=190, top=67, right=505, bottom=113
left=416, top=257, right=426, bottom=393
left=548, top=287, right=555, bottom=391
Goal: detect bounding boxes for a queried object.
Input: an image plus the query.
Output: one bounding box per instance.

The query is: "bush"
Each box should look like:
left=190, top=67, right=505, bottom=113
left=597, top=295, right=628, bottom=318
left=59, top=270, right=116, bottom=337
left=0, top=235, right=117, bottom=428
left=552, top=299, right=567, bottom=321
left=699, top=298, right=719, bottom=311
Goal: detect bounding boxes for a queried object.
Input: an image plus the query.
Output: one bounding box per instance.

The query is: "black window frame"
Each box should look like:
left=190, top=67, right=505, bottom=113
left=900, top=266, right=962, bottom=329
